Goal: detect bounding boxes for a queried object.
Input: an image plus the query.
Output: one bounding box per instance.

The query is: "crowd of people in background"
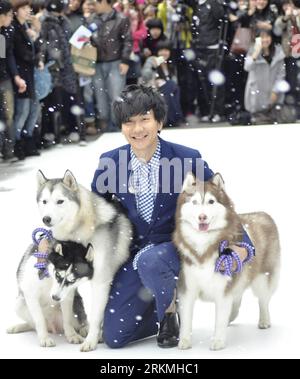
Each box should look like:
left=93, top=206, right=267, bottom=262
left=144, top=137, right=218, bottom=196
left=0, top=0, right=299, bottom=162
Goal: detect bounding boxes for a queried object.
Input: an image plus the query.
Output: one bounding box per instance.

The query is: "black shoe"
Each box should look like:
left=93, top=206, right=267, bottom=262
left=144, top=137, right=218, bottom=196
left=157, top=312, right=180, bottom=348
left=14, top=140, right=26, bottom=160
left=24, top=137, right=40, bottom=157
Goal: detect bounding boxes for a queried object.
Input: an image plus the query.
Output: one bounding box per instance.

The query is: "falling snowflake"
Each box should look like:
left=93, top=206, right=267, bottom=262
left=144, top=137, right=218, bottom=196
left=183, top=49, right=196, bottom=61
left=275, top=80, right=290, bottom=93
left=71, top=105, right=84, bottom=116
left=135, top=315, right=143, bottom=321
left=109, top=308, right=115, bottom=314
left=208, top=70, right=225, bottom=86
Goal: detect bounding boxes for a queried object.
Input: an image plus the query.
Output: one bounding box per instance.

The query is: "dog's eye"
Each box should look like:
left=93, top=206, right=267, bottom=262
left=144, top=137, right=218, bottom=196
left=208, top=199, right=215, bottom=204
left=57, top=200, right=64, bottom=205
left=192, top=199, right=198, bottom=205
left=55, top=272, right=62, bottom=280
left=43, top=200, right=47, bottom=205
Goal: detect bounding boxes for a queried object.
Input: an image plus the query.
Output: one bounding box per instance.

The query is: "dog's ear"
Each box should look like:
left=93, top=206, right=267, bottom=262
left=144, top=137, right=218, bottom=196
left=63, top=170, right=78, bottom=191
left=55, top=243, right=63, bottom=256
left=182, top=172, right=196, bottom=193
left=37, top=170, right=48, bottom=190
left=85, top=244, right=94, bottom=262
left=211, top=173, right=225, bottom=190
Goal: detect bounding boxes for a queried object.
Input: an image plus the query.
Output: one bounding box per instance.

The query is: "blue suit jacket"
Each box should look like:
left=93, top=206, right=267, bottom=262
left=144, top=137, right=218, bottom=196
left=91, top=137, right=253, bottom=255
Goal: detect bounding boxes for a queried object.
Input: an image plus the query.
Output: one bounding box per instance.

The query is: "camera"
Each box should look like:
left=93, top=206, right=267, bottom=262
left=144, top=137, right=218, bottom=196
left=171, top=0, right=189, bottom=24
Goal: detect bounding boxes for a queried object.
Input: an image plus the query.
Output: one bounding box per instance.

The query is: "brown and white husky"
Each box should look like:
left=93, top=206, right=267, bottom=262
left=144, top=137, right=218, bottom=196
left=173, top=173, right=280, bottom=351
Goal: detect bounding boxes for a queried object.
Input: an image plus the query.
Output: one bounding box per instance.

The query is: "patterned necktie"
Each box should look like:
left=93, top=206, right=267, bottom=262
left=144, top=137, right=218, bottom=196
left=138, top=162, right=154, bottom=223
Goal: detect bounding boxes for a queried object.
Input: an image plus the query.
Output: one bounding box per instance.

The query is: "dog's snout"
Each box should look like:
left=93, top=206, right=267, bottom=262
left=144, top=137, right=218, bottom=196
left=43, top=216, right=52, bottom=226
left=52, top=294, right=60, bottom=302
left=199, top=213, right=207, bottom=222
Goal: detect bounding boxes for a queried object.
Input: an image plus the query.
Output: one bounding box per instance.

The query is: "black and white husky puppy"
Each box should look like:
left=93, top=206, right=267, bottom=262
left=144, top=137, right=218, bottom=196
left=7, top=241, right=93, bottom=347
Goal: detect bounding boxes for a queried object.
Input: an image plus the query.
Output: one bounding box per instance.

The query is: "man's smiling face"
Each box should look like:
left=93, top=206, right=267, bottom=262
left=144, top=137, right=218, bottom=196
left=121, top=110, right=162, bottom=156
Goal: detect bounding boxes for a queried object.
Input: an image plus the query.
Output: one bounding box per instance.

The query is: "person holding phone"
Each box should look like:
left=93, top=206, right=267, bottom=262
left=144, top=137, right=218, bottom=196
left=244, top=29, right=285, bottom=114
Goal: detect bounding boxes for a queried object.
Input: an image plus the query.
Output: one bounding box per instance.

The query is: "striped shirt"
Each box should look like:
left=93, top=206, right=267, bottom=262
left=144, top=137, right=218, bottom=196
left=131, top=140, right=161, bottom=269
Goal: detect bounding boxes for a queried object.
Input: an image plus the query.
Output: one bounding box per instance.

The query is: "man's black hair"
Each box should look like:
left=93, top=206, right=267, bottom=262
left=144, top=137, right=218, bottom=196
left=0, top=0, right=12, bottom=15
left=113, top=85, right=168, bottom=129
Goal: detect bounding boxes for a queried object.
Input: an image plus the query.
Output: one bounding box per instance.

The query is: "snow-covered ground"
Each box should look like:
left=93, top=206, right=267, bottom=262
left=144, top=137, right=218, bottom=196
left=0, top=124, right=299, bottom=359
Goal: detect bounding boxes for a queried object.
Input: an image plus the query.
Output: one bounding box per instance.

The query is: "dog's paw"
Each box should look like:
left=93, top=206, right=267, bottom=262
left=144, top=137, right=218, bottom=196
left=66, top=333, right=85, bottom=344
left=210, top=339, right=226, bottom=351
left=6, top=323, right=32, bottom=334
left=178, top=338, right=192, bottom=350
left=80, top=338, right=98, bottom=352
left=39, top=336, right=56, bottom=347
left=258, top=321, right=271, bottom=329
left=78, top=326, right=89, bottom=338
left=7, top=325, right=22, bottom=334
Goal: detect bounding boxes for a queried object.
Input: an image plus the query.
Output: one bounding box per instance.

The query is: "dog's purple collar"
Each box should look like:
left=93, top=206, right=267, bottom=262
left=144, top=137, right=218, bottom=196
left=215, top=240, right=255, bottom=277
left=32, top=228, right=53, bottom=279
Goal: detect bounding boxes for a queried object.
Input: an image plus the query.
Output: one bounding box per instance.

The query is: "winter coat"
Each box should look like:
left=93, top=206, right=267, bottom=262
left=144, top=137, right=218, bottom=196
left=0, top=26, right=17, bottom=83
left=185, top=0, right=224, bottom=49
left=40, top=12, right=77, bottom=95
left=117, top=7, right=147, bottom=54
left=11, top=18, right=40, bottom=99
left=90, top=10, right=133, bottom=64
left=244, top=45, right=286, bottom=113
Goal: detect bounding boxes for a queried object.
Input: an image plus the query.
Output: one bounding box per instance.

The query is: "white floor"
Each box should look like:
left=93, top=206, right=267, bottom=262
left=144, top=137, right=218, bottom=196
left=0, top=124, right=299, bottom=359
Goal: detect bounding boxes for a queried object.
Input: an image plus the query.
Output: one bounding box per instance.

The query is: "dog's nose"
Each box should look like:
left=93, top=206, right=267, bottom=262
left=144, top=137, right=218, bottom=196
left=199, top=213, right=207, bottom=222
left=43, top=216, right=52, bottom=226
left=52, top=294, right=60, bottom=302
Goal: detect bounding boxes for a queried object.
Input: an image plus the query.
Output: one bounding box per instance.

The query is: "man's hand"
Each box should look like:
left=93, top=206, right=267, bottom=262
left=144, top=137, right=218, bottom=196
left=14, top=75, right=27, bottom=93
left=220, top=245, right=248, bottom=272
left=38, top=61, right=44, bottom=70
left=37, top=239, right=50, bottom=264
left=119, top=63, right=129, bottom=76
left=230, top=245, right=248, bottom=262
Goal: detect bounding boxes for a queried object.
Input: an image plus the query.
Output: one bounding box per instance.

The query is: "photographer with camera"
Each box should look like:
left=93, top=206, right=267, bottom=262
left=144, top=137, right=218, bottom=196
left=157, top=1, right=194, bottom=119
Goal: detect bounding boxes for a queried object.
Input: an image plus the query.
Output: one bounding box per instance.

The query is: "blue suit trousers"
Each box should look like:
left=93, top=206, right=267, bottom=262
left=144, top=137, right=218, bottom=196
left=102, top=242, right=180, bottom=348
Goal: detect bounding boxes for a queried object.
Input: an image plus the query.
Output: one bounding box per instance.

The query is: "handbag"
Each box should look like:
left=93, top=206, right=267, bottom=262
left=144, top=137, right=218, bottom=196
left=71, top=43, right=97, bottom=76
left=34, top=62, right=53, bottom=100
left=230, top=27, right=252, bottom=55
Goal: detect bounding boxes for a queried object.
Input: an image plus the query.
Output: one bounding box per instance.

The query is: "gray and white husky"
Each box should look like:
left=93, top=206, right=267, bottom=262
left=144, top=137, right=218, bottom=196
left=173, top=173, right=280, bottom=351
left=7, top=241, right=92, bottom=347
left=35, top=170, right=132, bottom=351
